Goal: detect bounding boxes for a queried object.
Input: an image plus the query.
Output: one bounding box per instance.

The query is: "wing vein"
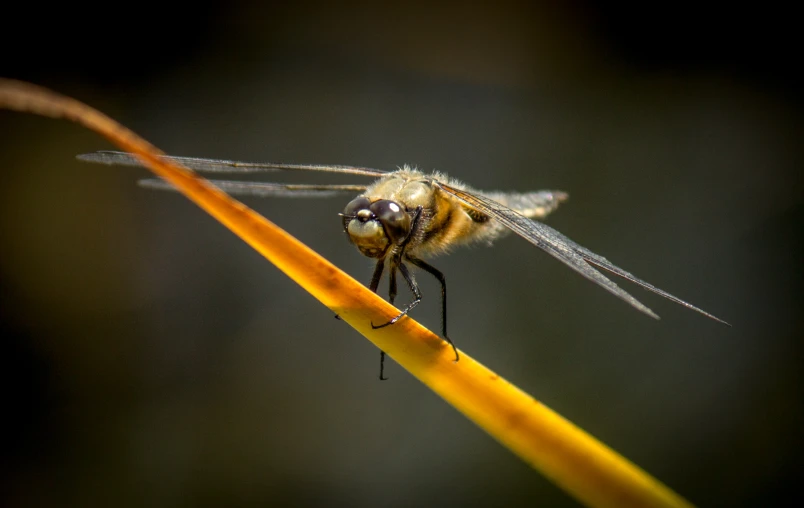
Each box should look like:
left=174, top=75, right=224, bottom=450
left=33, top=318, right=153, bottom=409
left=138, top=178, right=367, bottom=198
left=437, top=182, right=729, bottom=325
left=77, top=150, right=388, bottom=177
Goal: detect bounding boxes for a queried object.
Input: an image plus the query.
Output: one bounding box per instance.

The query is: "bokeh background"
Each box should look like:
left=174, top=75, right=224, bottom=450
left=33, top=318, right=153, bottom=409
left=2, top=2, right=801, bottom=507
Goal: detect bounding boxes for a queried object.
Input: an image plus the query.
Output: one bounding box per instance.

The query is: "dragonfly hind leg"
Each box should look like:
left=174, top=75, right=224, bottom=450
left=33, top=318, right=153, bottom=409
left=407, top=256, right=459, bottom=363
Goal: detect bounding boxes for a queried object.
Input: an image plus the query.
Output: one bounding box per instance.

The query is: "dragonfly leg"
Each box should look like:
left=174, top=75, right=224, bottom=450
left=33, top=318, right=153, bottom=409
left=372, top=261, right=421, bottom=331
left=371, top=204, right=424, bottom=330
left=377, top=263, right=397, bottom=380
left=364, top=259, right=391, bottom=380
left=407, top=256, right=458, bottom=363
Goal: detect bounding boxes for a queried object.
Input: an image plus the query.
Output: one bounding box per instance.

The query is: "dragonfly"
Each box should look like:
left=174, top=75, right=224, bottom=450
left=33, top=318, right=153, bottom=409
left=78, top=150, right=730, bottom=379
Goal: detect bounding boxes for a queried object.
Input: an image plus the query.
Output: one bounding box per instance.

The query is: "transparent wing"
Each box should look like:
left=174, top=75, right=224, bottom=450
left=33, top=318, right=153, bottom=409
left=139, top=178, right=367, bottom=198
left=437, top=182, right=730, bottom=325
left=77, top=150, right=389, bottom=177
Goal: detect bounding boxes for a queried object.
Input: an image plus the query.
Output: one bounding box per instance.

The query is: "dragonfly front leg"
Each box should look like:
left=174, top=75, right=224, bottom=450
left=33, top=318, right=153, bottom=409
left=366, top=258, right=384, bottom=293
left=365, top=259, right=391, bottom=380
left=376, top=263, right=398, bottom=380
left=371, top=204, right=425, bottom=331
left=372, top=261, right=422, bottom=330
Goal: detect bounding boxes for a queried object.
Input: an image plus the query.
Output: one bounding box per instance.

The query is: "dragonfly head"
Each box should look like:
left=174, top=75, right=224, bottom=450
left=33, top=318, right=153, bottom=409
left=341, top=196, right=411, bottom=258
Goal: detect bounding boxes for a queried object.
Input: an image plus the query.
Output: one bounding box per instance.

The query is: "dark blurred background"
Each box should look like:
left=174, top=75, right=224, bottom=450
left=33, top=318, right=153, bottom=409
left=1, top=2, right=801, bottom=507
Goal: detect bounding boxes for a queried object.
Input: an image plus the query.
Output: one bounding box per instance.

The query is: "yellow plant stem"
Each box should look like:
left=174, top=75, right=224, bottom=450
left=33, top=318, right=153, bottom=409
left=1, top=79, right=694, bottom=508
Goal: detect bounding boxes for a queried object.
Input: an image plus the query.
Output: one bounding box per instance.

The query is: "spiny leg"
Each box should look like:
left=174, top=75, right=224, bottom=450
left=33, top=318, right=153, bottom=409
left=407, top=256, right=458, bottom=362
left=378, top=263, right=398, bottom=381
left=369, top=258, right=386, bottom=293
left=387, top=264, right=398, bottom=305
left=371, top=205, right=424, bottom=331
left=367, top=259, right=390, bottom=380
left=372, top=261, right=422, bottom=330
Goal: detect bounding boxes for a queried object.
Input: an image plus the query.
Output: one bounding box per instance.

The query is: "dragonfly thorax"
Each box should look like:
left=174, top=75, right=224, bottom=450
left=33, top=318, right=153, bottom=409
left=342, top=196, right=412, bottom=259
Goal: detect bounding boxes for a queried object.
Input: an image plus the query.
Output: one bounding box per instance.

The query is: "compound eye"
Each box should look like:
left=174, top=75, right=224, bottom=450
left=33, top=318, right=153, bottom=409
left=342, top=196, right=371, bottom=217
left=370, top=199, right=411, bottom=245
